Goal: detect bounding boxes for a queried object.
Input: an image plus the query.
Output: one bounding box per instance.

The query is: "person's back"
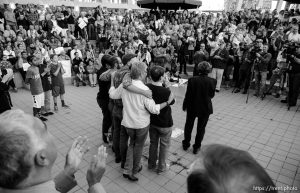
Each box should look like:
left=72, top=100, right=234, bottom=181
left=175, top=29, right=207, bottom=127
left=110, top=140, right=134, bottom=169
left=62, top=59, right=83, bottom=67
left=183, top=74, right=216, bottom=116
left=147, top=83, right=173, bottom=127
left=121, top=79, right=152, bottom=128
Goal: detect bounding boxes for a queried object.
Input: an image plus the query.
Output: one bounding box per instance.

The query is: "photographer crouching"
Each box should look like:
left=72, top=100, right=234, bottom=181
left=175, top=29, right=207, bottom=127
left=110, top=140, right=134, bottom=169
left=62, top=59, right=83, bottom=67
left=253, top=43, right=272, bottom=97
left=281, top=44, right=300, bottom=107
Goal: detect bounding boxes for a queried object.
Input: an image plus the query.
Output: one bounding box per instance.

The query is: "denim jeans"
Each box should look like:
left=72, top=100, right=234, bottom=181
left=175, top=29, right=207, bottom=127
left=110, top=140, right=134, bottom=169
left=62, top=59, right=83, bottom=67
left=148, top=125, right=172, bottom=172
left=112, top=114, right=122, bottom=160
left=123, top=125, right=149, bottom=175
left=254, top=71, right=267, bottom=96
left=120, top=125, right=128, bottom=166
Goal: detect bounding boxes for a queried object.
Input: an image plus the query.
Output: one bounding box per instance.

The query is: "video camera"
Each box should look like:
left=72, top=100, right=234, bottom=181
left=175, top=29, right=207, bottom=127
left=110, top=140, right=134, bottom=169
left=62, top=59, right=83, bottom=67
left=283, top=41, right=299, bottom=57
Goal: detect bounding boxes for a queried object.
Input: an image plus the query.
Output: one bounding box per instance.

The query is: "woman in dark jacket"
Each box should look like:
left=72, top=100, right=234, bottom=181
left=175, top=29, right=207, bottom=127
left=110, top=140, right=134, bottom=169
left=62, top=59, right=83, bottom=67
left=0, top=69, right=13, bottom=114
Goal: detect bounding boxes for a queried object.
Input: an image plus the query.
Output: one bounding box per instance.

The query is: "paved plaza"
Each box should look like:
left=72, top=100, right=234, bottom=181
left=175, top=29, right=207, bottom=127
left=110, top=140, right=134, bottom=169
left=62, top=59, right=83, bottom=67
left=10, top=84, right=300, bottom=193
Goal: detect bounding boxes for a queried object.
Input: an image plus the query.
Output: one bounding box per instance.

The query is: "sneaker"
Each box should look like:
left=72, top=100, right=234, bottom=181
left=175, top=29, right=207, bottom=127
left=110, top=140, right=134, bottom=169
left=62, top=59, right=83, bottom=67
left=47, top=112, right=54, bottom=115
left=54, top=106, right=58, bottom=112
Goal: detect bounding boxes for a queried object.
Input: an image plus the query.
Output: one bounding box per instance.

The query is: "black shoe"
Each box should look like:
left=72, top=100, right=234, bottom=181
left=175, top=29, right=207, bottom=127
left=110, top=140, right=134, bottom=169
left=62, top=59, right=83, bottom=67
left=115, top=157, right=121, bottom=163
left=254, top=93, right=259, bottom=97
left=138, top=165, right=143, bottom=173
left=41, top=113, right=49, bottom=116
left=39, top=117, right=48, bottom=122
left=242, top=90, right=247, bottom=94
left=193, top=148, right=200, bottom=154
left=123, top=174, right=138, bottom=181
left=274, top=93, right=280, bottom=98
left=281, top=99, right=287, bottom=103
left=234, top=89, right=240, bottom=93
left=215, top=89, right=220, bottom=93
left=47, top=112, right=54, bottom=115
left=182, top=141, right=190, bottom=151
left=289, top=104, right=296, bottom=107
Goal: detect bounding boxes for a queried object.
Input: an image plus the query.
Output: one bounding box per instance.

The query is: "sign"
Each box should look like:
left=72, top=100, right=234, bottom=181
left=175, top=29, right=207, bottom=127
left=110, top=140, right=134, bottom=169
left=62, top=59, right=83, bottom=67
left=59, top=60, right=72, bottom=78
left=262, top=0, right=272, bottom=10
left=23, top=63, right=31, bottom=71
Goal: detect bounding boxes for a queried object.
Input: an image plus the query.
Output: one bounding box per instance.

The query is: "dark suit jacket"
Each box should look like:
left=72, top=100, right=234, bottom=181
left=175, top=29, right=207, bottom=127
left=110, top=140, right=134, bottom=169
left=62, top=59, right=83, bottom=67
left=183, top=74, right=217, bottom=117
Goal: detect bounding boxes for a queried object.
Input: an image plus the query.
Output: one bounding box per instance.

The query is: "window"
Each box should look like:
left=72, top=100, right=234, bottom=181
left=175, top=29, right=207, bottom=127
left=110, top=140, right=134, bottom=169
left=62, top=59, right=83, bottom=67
left=121, top=0, right=128, bottom=3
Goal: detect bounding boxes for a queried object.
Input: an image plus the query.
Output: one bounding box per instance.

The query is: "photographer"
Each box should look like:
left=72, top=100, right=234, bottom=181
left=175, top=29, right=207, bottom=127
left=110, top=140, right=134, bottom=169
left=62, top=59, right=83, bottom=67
left=254, top=44, right=272, bottom=97
left=234, top=43, right=257, bottom=94
left=281, top=45, right=300, bottom=107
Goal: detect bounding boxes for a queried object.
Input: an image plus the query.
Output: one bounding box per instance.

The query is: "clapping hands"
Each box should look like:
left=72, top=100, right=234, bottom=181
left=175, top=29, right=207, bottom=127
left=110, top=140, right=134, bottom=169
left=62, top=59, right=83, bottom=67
left=64, top=136, right=89, bottom=175
left=86, top=145, right=107, bottom=187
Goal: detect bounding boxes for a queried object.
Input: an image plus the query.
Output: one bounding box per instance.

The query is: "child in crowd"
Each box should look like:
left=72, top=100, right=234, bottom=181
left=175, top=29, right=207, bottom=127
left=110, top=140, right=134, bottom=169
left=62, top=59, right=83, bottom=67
left=49, top=54, right=69, bottom=112
left=86, top=59, right=97, bottom=87
left=25, top=55, right=47, bottom=121
left=74, top=61, right=87, bottom=87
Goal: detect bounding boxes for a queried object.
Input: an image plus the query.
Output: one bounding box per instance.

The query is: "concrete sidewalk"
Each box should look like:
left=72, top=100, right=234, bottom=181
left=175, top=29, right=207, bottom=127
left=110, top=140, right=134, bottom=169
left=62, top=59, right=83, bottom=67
left=9, top=84, right=300, bottom=193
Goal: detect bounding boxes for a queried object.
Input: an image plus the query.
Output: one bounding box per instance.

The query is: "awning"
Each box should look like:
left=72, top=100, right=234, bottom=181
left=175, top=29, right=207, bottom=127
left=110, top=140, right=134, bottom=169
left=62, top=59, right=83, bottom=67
left=137, top=0, right=202, bottom=10
left=284, top=0, right=300, bottom=3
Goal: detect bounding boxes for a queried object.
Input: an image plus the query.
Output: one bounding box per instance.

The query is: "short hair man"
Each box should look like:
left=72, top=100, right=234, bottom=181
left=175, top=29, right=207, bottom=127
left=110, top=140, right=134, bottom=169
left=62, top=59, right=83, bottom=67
left=0, top=109, right=107, bottom=193
left=187, top=144, right=277, bottom=193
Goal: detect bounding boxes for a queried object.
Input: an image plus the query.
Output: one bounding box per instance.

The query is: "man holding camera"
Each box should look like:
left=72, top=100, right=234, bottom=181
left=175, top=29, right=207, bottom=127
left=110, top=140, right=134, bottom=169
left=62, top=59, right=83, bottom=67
left=253, top=44, right=272, bottom=97
left=281, top=46, right=300, bottom=107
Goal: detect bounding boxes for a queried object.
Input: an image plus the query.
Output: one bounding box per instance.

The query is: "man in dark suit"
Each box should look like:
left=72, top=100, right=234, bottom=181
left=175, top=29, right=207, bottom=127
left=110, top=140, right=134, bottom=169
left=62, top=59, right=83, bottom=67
left=182, top=61, right=216, bottom=154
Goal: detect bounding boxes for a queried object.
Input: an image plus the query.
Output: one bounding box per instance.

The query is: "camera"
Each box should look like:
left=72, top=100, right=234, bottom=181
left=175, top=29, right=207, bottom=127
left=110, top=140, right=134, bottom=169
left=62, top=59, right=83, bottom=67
left=283, top=42, right=299, bottom=57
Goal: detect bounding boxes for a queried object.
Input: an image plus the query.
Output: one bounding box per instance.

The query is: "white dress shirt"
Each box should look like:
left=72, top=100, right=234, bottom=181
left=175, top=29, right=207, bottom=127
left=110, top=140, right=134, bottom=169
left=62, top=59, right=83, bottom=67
left=109, top=80, right=160, bottom=129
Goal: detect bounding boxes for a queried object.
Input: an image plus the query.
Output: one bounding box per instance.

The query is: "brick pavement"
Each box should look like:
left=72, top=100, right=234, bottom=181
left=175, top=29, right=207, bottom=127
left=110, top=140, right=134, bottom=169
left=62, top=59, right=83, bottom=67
left=9, top=84, right=300, bottom=193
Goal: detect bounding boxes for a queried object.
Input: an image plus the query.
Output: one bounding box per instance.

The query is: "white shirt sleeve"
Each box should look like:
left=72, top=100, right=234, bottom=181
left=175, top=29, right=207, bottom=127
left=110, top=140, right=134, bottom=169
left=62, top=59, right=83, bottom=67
left=109, top=84, right=123, bottom=100
left=143, top=97, right=160, bottom=115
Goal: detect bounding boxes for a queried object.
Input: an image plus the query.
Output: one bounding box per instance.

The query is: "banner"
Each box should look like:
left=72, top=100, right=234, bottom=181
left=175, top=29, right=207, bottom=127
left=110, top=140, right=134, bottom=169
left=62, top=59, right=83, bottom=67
left=59, top=60, right=72, bottom=78
left=23, top=63, right=31, bottom=71
left=262, top=0, right=272, bottom=10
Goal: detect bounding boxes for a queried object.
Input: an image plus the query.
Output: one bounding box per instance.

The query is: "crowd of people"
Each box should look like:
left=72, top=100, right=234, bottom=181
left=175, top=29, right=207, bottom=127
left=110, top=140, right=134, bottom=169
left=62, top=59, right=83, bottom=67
left=0, top=2, right=300, bottom=193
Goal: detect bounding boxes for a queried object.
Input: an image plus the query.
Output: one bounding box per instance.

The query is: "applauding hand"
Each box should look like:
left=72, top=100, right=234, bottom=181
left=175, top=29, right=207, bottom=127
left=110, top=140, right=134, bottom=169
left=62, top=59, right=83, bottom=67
left=65, top=136, right=89, bottom=175
left=86, top=145, right=108, bottom=187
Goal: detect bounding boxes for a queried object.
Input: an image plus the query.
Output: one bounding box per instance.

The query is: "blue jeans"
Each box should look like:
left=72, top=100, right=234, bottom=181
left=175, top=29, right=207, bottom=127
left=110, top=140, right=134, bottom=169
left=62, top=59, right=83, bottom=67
left=120, top=125, right=128, bottom=167
left=123, top=125, right=149, bottom=175
left=148, top=125, right=172, bottom=172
